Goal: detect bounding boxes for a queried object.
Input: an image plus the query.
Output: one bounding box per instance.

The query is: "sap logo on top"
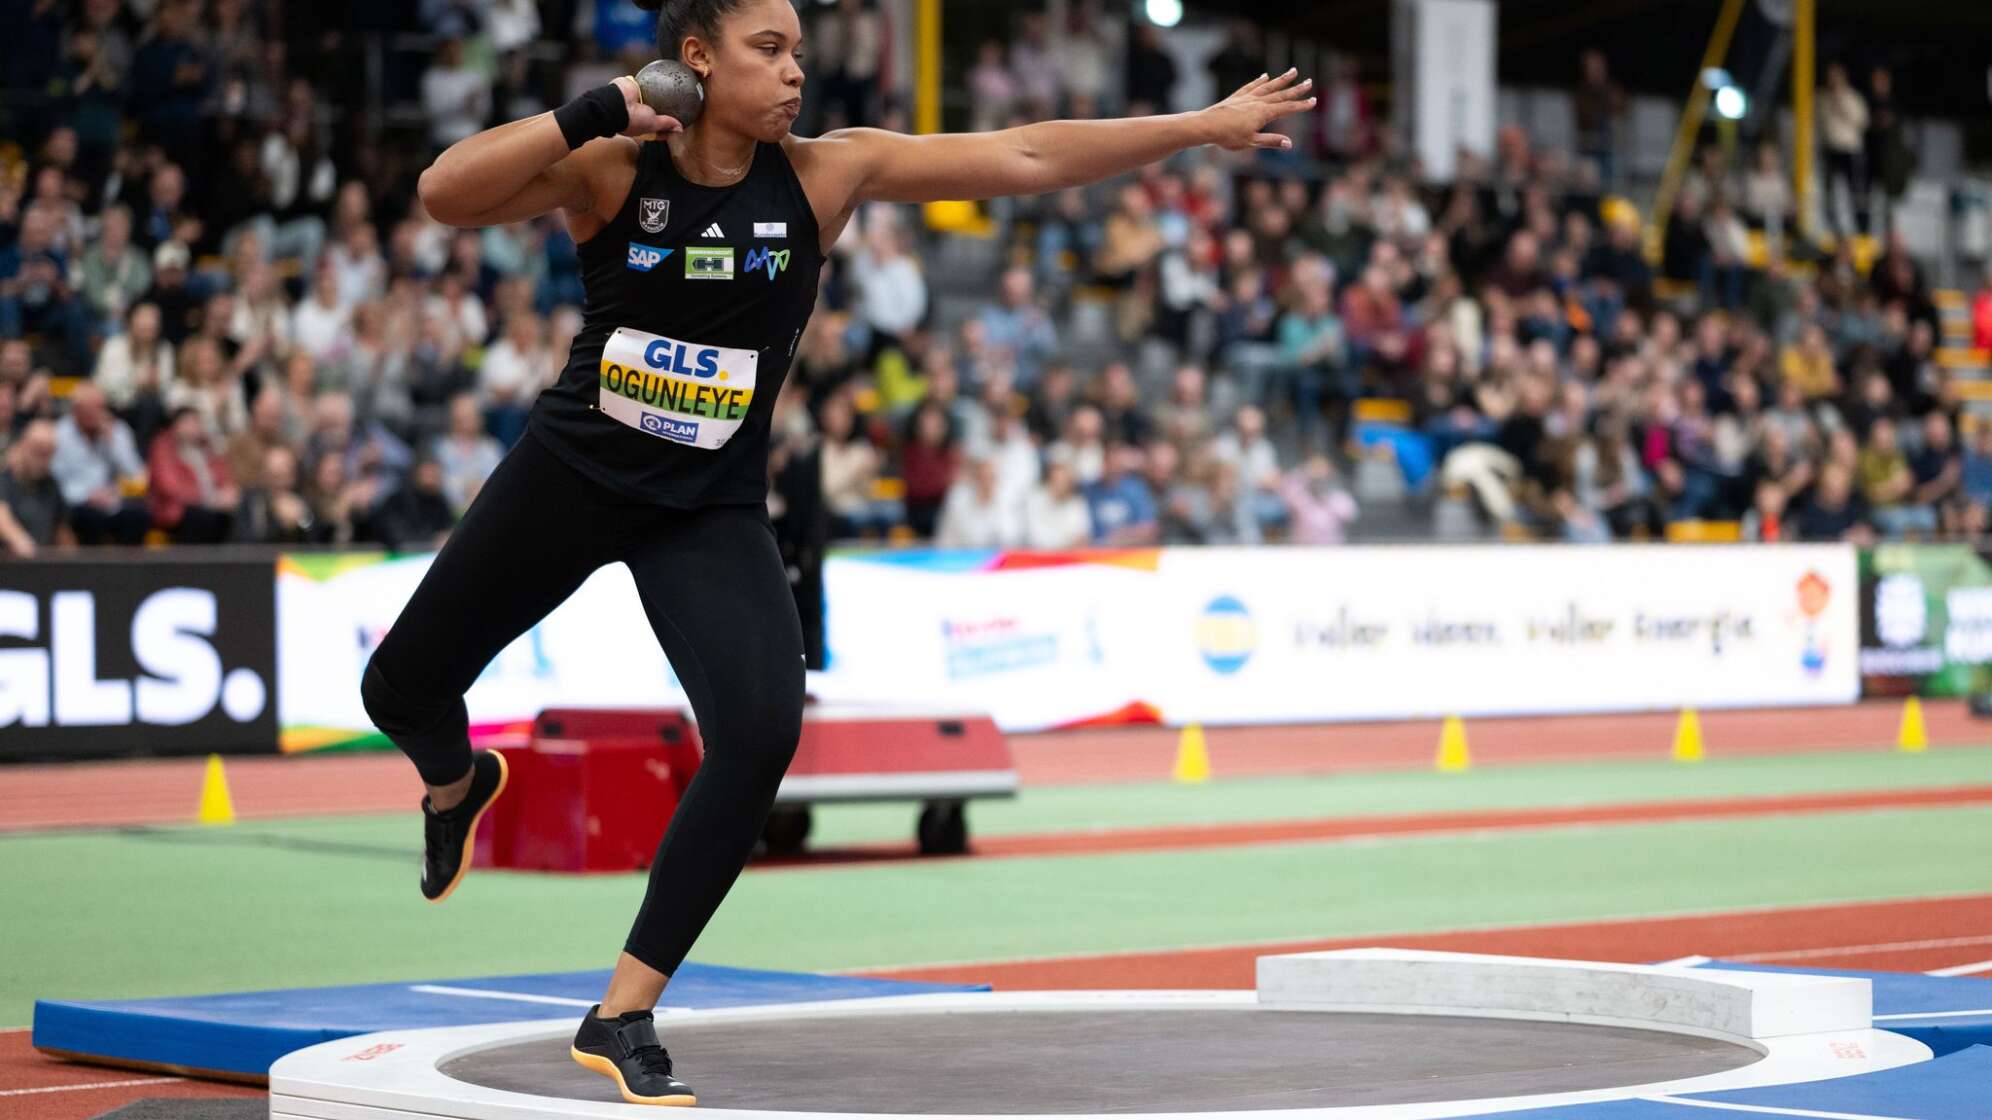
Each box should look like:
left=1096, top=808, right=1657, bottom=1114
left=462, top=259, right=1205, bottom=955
left=744, top=247, right=791, bottom=280
left=627, top=243, right=672, bottom=272
left=642, top=338, right=722, bottom=378
left=0, top=589, right=267, bottom=727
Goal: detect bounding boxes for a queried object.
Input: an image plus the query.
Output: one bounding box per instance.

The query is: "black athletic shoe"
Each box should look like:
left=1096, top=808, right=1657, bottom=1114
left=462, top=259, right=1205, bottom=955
left=571, top=1004, right=697, bottom=1106
left=418, top=749, right=509, bottom=903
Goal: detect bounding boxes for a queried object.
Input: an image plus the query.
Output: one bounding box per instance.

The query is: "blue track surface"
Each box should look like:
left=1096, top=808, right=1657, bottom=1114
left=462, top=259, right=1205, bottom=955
left=32, top=962, right=982, bottom=1078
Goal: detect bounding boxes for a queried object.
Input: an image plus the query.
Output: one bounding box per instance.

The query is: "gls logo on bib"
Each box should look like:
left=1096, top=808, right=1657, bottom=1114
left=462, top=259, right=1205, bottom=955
left=598, top=326, right=758, bottom=450
left=627, top=243, right=672, bottom=272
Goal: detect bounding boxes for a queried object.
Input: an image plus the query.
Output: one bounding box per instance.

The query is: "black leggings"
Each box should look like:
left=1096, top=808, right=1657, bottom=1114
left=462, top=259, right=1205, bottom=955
left=359, top=427, right=805, bottom=977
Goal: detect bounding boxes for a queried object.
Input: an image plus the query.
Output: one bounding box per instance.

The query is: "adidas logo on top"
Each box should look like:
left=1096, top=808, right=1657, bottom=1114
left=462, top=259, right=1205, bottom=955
left=701, top=223, right=725, bottom=238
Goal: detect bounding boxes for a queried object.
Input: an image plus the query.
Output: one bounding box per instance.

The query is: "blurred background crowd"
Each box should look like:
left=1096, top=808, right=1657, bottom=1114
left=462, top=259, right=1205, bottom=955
left=3, top=0, right=1991, bottom=562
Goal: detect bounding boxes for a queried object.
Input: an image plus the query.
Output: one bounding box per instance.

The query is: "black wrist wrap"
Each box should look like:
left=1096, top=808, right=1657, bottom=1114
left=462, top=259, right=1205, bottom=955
left=554, top=84, right=630, bottom=150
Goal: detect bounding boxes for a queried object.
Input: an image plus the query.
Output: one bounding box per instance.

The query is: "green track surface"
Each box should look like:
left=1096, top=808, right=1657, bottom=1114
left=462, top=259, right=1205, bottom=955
left=806, top=746, right=1992, bottom=845
left=5, top=747, right=1991, bottom=1028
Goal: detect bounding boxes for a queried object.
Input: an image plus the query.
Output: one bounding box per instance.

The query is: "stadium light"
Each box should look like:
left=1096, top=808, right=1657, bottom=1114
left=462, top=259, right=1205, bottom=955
left=1145, top=0, right=1184, bottom=27
left=1713, top=85, right=1748, bottom=121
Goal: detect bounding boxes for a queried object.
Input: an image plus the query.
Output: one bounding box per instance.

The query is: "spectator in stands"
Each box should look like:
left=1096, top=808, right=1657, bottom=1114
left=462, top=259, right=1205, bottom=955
left=967, top=41, right=1019, bottom=133
left=303, top=445, right=374, bottom=546
left=1210, top=405, right=1284, bottom=534
left=1278, top=279, right=1347, bottom=446
left=421, top=33, right=492, bottom=150
left=232, top=445, right=314, bottom=544
left=850, top=220, right=928, bottom=356
left=1008, top=12, right=1060, bottom=118
left=226, top=384, right=295, bottom=485
left=900, top=400, right=959, bottom=538
left=818, top=0, right=884, bottom=128
left=1020, top=460, right=1090, bottom=549
left=1866, top=67, right=1912, bottom=239
left=0, top=419, right=72, bottom=558
left=1085, top=443, right=1159, bottom=545
left=1858, top=417, right=1922, bottom=537
left=1280, top=454, right=1359, bottom=545
left=1910, top=410, right=1962, bottom=533
left=935, top=457, right=1020, bottom=548
left=432, top=392, right=503, bottom=515
left=376, top=453, right=457, bottom=552
left=167, top=336, right=251, bottom=442
left=1781, top=322, right=1841, bottom=401
left=0, top=204, right=90, bottom=371
left=92, top=301, right=174, bottom=444
left=1797, top=462, right=1870, bottom=543
left=146, top=404, right=237, bottom=544
left=129, top=0, right=215, bottom=167
left=1573, top=50, right=1625, bottom=188
left=818, top=391, right=888, bottom=539
left=303, top=390, right=411, bottom=509
left=143, top=239, right=202, bottom=345
left=1046, top=404, right=1107, bottom=486
left=0, top=382, right=17, bottom=460
left=1740, top=480, right=1791, bottom=542
left=74, top=205, right=151, bottom=330
left=974, top=396, right=1041, bottom=511
left=1125, top=24, right=1178, bottom=114
left=1820, top=62, right=1870, bottom=237
left=979, top=267, right=1058, bottom=390
left=1095, top=184, right=1167, bottom=290
left=478, top=310, right=546, bottom=447
left=50, top=383, right=150, bottom=546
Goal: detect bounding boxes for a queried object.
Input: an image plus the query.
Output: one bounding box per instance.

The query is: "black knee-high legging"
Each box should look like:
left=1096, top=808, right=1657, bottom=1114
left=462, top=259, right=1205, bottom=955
left=359, top=427, right=805, bottom=976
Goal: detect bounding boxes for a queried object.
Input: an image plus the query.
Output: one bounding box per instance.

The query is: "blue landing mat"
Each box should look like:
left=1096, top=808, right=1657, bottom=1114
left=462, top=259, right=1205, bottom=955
left=33, top=962, right=983, bottom=1079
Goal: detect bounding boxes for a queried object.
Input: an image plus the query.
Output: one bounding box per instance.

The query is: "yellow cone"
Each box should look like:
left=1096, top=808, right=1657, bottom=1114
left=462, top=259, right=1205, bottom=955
left=1672, top=708, right=1705, bottom=763
left=1173, top=724, right=1211, bottom=783
left=1898, top=696, right=1929, bottom=753
left=1435, top=716, right=1471, bottom=773
left=197, top=753, right=237, bottom=825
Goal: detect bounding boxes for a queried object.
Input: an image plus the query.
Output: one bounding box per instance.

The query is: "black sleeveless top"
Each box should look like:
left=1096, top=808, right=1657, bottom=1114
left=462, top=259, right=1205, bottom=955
left=526, top=137, right=824, bottom=507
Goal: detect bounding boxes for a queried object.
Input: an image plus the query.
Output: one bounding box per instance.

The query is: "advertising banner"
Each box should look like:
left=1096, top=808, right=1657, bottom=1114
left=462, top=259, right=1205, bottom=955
left=0, top=555, right=277, bottom=760
left=1153, top=545, right=1857, bottom=725
left=277, top=552, right=687, bottom=752
left=821, top=545, right=1860, bottom=732
left=1858, top=544, right=1992, bottom=697
left=261, top=543, right=1864, bottom=749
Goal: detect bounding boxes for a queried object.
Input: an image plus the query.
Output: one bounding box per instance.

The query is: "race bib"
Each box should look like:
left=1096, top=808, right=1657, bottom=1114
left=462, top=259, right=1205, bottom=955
left=597, top=326, right=759, bottom=450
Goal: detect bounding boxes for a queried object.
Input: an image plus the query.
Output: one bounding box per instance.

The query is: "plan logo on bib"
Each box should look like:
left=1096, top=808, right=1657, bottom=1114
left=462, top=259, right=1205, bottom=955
left=640, top=413, right=700, bottom=443
left=745, top=247, right=791, bottom=280
left=638, top=197, right=670, bottom=234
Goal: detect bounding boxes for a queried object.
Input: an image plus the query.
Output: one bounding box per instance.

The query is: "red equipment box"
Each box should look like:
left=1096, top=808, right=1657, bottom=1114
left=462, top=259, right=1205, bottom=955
left=475, top=705, right=1016, bottom=872
left=474, top=708, right=702, bottom=873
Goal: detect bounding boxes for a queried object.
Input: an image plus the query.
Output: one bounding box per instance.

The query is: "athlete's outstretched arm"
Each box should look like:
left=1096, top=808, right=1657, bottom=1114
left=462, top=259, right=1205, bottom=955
left=807, top=70, right=1315, bottom=208
left=418, top=77, right=677, bottom=229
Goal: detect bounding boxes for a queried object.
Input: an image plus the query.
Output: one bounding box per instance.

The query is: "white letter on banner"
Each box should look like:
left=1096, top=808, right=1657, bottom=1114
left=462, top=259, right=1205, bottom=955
left=0, top=591, right=49, bottom=727
left=52, top=591, right=131, bottom=726
left=134, top=589, right=223, bottom=725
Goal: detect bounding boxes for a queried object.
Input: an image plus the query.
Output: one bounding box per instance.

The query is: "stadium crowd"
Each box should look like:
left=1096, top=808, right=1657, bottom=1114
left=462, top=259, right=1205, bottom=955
left=2, top=0, right=1988, bottom=560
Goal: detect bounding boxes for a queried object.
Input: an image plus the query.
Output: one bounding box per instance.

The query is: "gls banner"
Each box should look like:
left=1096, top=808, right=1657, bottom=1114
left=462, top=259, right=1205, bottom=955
left=0, top=558, right=277, bottom=759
